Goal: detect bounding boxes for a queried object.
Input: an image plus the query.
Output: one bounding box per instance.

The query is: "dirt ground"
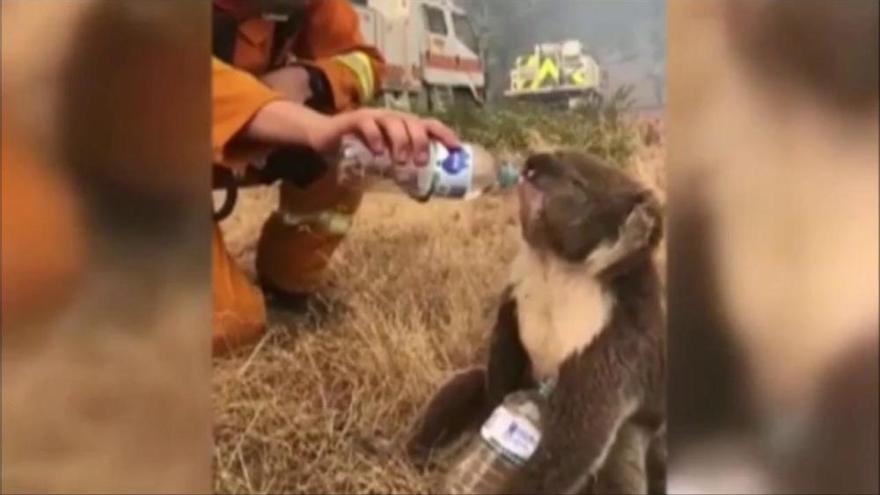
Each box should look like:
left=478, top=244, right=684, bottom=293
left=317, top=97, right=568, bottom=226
left=213, top=136, right=665, bottom=494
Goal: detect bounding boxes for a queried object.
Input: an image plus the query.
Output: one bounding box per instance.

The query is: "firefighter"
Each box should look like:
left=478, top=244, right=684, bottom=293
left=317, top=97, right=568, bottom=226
left=213, top=0, right=388, bottom=309
left=211, top=56, right=460, bottom=353
left=212, top=0, right=384, bottom=351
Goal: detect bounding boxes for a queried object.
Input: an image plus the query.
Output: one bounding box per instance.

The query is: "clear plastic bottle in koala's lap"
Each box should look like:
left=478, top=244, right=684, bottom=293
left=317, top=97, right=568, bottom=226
left=335, top=135, right=519, bottom=201
left=438, top=382, right=554, bottom=495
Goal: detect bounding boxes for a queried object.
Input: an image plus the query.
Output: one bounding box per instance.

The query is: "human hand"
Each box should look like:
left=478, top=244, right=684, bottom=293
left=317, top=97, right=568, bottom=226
left=311, top=108, right=461, bottom=167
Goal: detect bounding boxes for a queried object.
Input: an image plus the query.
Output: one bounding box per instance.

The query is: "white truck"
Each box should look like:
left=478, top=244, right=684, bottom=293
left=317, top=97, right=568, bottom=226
left=351, top=0, right=485, bottom=111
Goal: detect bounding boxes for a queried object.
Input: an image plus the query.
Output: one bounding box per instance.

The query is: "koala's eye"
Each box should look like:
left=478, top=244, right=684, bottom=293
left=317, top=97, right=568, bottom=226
left=568, top=172, right=589, bottom=190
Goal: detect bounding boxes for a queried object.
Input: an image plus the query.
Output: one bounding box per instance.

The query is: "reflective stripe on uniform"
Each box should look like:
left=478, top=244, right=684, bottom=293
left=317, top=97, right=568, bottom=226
left=279, top=209, right=353, bottom=236
left=333, top=51, right=376, bottom=102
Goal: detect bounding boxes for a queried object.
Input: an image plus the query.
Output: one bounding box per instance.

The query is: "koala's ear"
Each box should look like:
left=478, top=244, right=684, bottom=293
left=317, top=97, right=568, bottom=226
left=629, top=189, right=663, bottom=248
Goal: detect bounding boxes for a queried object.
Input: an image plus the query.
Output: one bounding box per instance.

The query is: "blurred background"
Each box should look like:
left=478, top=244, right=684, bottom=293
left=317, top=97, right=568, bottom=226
left=667, top=0, right=878, bottom=493
left=2, top=1, right=212, bottom=493
left=455, top=0, right=665, bottom=111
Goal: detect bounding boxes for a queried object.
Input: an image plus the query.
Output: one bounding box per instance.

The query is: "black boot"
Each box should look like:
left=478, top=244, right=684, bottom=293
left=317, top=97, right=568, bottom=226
left=259, top=280, right=343, bottom=326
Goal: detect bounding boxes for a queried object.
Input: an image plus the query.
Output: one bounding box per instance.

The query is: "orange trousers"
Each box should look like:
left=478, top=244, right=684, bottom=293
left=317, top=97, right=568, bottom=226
left=212, top=164, right=364, bottom=355
left=255, top=162, right=364, bottom=293
left=212, top=224, right=265, bottom=355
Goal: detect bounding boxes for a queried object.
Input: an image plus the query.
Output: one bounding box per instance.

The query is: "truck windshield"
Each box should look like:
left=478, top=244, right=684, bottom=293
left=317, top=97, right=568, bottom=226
left=452, top=14, right=479, bottom=53
left=423, top=6, right=448, bottom=36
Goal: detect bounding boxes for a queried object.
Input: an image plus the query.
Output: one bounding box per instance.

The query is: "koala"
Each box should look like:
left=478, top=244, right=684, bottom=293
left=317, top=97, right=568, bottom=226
left=407, top=151, right=666, bottom=494
left=666, top=2, right=877, bottom=493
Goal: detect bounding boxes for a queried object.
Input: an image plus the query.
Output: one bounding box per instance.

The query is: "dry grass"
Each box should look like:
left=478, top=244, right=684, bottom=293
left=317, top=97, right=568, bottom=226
left=213, top=124, right=665, bottom=494
left=214, top=190, right=521, bottom=494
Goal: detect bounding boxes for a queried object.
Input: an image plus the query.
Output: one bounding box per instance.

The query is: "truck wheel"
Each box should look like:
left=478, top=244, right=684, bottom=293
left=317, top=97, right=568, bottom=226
left=414, top=89, right=430, bottom=113
left=452, top=87, right=481, bottom=109
left=383, top=91, right=411, bottom=111
left=376, top=93, right=392, bottom=109
left=584, top=89, right=604, bottom=111
left=426, top=84, right=452, bottom=113
left=569, top=90, right=604, bottom=112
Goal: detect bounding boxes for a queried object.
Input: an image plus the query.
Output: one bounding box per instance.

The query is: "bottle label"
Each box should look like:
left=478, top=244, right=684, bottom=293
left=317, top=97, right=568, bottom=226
left=479, top=404, right=542, bottom=465
left=427, top=144, right=474, bottom=199
left=338, top=136, right=478, bottom=200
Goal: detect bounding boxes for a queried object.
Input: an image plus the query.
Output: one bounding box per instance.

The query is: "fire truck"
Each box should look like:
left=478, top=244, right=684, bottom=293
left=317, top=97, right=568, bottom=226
left=351, top=0, right=485, bottom=110
left=505, top=39, right=606, bottom=110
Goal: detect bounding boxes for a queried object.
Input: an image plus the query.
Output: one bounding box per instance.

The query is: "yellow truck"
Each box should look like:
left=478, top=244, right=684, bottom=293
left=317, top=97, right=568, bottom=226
left=505, top=39, right=606, bottom=109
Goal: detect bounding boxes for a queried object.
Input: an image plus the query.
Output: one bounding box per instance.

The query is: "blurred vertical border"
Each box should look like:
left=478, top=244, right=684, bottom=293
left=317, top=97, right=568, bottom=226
left=2, top=1, right=213, bottom=493
left=667, top=0, right=878, bottom=493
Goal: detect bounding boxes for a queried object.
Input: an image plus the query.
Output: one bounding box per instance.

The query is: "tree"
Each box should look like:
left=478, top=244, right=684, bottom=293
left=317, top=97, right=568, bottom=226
left=459, top=0, right=544, bottom=104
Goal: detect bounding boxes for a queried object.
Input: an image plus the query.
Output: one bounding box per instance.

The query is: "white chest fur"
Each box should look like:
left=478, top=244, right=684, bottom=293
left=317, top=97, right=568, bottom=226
left=510, top=246, right=615, bottom=380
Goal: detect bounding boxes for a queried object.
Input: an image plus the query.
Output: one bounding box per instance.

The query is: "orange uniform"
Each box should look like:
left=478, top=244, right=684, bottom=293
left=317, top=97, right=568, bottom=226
left=211, top=58, right=283, bottom=353
left=1, top=107, right=86, bottom=335
left=211, top=0, right=384, bottom=353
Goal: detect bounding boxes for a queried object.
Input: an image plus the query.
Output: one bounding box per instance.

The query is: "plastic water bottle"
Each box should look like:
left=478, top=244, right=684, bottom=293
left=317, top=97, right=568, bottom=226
left=336, top=135, right=519, bottom=201
left=438, top=381, right=555, bottom=495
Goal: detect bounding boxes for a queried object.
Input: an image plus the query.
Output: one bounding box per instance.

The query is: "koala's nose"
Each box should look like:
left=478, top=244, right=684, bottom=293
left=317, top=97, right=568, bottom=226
left=523, top=163, right=539, bottom=182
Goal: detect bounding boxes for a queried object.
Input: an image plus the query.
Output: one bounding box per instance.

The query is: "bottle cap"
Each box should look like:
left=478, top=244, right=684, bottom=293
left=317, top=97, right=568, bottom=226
left=496, top=161, right=520, bottom=189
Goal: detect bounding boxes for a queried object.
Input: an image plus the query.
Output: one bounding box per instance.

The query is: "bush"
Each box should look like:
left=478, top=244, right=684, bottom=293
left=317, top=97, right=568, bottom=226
left=421, top=86, right=641, bottom=168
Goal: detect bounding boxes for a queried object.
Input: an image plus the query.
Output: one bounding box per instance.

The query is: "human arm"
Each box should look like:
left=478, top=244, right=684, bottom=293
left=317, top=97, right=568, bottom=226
left=290, top=0, right=386, bottom=111
left=212, top=58, right=459, bottom=168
